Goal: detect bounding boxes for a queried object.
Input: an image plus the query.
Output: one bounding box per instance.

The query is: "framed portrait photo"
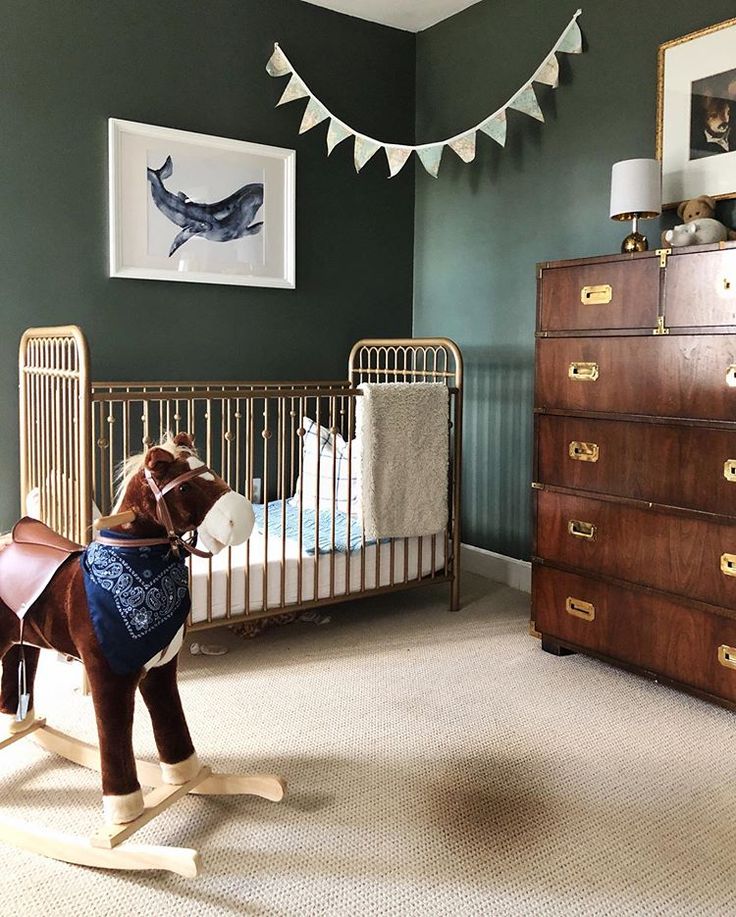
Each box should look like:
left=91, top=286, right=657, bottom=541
left=657, top=17, right=736, bottom=208
left=109, top=119, right=296, bottom=288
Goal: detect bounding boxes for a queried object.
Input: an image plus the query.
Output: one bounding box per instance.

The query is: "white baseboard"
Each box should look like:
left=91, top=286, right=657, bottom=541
left=461, top=543, right=531, bottom=593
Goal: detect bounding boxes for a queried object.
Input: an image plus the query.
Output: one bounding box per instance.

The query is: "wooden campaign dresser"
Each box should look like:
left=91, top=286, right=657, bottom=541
left=532, top=241, right=736, bottom=709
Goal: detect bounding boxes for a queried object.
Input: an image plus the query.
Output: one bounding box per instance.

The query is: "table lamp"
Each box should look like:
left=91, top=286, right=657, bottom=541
left=609, top=158, right=661, bottom=253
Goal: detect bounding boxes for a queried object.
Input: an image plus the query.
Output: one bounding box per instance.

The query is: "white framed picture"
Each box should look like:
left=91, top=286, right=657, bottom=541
left=109, top=119, right=296, bottom=288
left=657, top=17, right=736, bottom=208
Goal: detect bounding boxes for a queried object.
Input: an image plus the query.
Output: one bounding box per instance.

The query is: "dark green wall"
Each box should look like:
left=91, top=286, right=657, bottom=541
left=0, top=0, right=416, bottom=529
left=7, top=0, right=736, bottom=554
left=414, top=0, right=736, bottom=559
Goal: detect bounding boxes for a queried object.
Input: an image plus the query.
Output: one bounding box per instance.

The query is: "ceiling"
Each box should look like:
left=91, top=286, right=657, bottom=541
left=300, top=0, right=484, bottom=32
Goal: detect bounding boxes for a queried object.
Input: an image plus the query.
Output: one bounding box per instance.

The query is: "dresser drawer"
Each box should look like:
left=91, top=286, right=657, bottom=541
left=535, top=334, right=736, bottom=421
left=539, top=257, right=659, bottom=332
left=536, top=415, right=736, bottom=516
left=533, top=565, right=736, bottom=703
left=666, top=249, right=736, bottom=329
left=535, top=489, right=736, bottom=608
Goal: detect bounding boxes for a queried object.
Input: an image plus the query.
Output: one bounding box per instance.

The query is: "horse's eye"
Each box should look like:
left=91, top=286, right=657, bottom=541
left=179, top=483, right=191, bottom=493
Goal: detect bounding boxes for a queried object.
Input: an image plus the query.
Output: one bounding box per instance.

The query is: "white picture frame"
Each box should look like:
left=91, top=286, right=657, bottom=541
left=109, top=119, right=296, bottom=288
left=657, top=18, right=736, bottom=209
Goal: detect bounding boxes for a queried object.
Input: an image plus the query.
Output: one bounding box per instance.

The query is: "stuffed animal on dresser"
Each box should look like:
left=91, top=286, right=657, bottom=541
left=663, top=194, right=736, bottom=247
left=665, top=218, right=732, bottom=246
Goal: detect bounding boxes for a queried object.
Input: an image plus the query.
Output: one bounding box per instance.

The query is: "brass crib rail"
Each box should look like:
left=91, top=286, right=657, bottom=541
left=347, top=339, right=463, bottom=611
left=19, top=326, right=92, bottom=545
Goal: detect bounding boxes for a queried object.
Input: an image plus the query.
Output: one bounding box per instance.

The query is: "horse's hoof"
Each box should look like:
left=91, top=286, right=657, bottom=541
left=103, top=788, right=144, bottom=825
left=161, top=752, right=201, bottom=785
left=1, top=708, right=35, bottom=735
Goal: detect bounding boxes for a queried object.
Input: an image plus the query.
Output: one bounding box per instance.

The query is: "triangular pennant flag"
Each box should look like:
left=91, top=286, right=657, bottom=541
left=278, top=74, right=309, bottom=106
left=417, top=146, right=443, bottom=178
left=354, top=137, right=382, bottom=172
left=299, top=97, right=329, bottom=134
left=385, top=146, right=412, bottom=178
left=326, top=119, right=352, bottom=154
left=479, top=112, right=507, bottom=147
left=448, top=132, right=476, bottom=163
left=535, top=53, right=559, bottom=88
left=557, top=18, right=582, bottom=54
left=510, top=84, right=545, bottom=122
left=266, top=45, right=291, bottom=78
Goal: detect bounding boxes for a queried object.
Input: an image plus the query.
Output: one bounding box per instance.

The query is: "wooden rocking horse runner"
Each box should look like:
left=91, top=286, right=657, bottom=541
left=0, top=433, right=286, bottom=876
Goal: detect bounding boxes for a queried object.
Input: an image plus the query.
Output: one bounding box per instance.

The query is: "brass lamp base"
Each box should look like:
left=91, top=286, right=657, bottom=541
left=621, top=231, right=648, bottom=254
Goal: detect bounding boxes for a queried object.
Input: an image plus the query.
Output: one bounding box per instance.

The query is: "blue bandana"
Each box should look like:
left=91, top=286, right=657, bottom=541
left=81, top=532, right=191, bottom=675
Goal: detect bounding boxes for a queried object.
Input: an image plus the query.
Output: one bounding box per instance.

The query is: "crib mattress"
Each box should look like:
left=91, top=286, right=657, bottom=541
left=188, top=529, right=446, bottom=624
left=26, top=488, right=446, bottom=625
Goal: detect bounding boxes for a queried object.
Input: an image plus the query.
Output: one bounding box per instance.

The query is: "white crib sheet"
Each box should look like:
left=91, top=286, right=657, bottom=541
left=26, top=489, right=446, bottom=624
left=188, top=530, right=446, bottom=624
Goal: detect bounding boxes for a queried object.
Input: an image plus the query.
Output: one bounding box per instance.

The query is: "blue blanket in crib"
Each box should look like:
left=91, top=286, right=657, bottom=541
left=252, top=501, right=382, bottom=555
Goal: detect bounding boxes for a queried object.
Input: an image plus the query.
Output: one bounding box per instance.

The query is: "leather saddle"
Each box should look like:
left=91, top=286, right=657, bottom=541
left=0, top=517, right=83, bottom=619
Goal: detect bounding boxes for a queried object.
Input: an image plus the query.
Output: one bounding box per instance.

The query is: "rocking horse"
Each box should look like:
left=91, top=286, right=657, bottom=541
left=0, top=433, right=286, bottom=876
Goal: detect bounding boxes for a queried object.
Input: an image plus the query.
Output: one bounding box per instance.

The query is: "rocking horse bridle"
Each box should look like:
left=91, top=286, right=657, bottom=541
left=97, top=464, right=219, bottom=559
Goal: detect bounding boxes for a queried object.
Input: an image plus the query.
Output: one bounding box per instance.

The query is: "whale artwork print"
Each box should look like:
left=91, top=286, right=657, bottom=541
left=146, top=155, right=265, bottom=257
left=109, top=119, right=294, bottom=287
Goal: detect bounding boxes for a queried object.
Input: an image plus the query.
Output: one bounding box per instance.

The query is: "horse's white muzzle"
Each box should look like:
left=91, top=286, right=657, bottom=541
left=197, top=491, right=254, bottom=554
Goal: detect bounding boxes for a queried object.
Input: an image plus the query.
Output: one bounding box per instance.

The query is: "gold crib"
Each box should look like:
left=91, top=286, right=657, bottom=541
left=18, top=327, right=463, bottom=630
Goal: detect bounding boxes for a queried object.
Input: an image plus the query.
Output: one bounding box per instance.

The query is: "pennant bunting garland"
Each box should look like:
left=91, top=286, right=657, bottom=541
left=354, top=137, right=382, bottom=172
left=535, top=54, right=559, bottom=88
left=299, top=97, right=329, bottom=134
left=326, top=119, right=351, bottom=154
left=385, top=146, right=412, bottom=178
left=278, top=75, right=309, bottom=106
left=448, top=133, right=477, bottom=163
left=417, top=146, right=443, bottom=178
left=510, top=85, right=545, bottom=122
left=479, top=112, right=507, bottom=147
left=266, top=9, right=583, bottom=179
left=557, top=17, right=583, bottom=54
left=266, top=45, right=291, bottom=78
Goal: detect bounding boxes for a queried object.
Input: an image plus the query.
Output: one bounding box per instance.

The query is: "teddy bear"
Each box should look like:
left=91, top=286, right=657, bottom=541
left=662, top=194, right=736, bottom=247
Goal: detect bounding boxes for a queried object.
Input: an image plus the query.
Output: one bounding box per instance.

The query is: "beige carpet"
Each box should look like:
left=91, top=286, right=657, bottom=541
left=1, top=574, right=736, bottom=916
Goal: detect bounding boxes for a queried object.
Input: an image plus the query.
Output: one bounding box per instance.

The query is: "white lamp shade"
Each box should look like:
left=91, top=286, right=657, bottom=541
left=609, top=158, right=661, bottom=221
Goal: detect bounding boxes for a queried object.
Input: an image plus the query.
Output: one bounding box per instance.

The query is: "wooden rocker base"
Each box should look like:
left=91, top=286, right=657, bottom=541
left=0, top=718, right=287, bottom=876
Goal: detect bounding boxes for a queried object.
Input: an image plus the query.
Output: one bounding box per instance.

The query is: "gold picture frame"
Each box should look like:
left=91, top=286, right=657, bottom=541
left=656, top=17, right=736, bottom=208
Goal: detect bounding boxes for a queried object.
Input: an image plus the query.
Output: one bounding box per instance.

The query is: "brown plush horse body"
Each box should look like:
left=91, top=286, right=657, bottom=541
left=0, top=433, right=254, bottom=826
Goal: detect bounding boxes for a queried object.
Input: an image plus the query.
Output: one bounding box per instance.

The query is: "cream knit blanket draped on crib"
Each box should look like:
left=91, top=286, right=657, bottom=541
left=357, top=383, right=449, bottom=539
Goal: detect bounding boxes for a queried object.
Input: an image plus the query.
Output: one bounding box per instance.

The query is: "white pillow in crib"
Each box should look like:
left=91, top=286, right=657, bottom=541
left=290, top=417, right=361, bottom=516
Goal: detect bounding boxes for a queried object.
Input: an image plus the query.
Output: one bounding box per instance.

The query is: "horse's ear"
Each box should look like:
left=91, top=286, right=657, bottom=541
left=145, top=447, right=176, bottom=471
left=173, top=432, right=195, bottom=450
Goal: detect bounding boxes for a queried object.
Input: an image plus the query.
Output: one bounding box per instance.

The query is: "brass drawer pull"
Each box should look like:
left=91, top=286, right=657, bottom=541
left=724, top=460, right=736, bottom=483
left=569, top=441, right=599, bottom=463
left=720, top=553, right=736, bottom=577
left=718, top=645, right=736, bottom=670
left=721, top=276, right=735, bottom=297
left=566, top=596, right=595, bottom=622
left=580, top=284, right=612, bottom=305
left=727, top=365, right=736, bottom=389
left=568, top=519, right=596, bottom=540
left=569, top=361, right=599, bottom=382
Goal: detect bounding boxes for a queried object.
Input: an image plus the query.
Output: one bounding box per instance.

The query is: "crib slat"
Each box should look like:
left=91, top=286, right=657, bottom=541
left=262, top=397, right=269, bottom=613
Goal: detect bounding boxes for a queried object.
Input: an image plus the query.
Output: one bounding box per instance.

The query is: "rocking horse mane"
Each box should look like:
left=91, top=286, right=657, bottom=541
left=111, top=434, right=199, bottom=513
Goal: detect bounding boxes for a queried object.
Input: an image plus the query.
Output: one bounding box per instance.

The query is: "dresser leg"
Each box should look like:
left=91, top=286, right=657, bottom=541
left=541, top=636, right=576, bottom=657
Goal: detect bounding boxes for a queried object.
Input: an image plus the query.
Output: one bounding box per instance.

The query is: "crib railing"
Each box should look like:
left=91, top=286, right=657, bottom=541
left=19, top=329, right=462, bottom=627
left=348, top=340, right=463, bottom=610
left=19, top=326, right=92, bottom=545
left=88, top=381, right=353, bottom=514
